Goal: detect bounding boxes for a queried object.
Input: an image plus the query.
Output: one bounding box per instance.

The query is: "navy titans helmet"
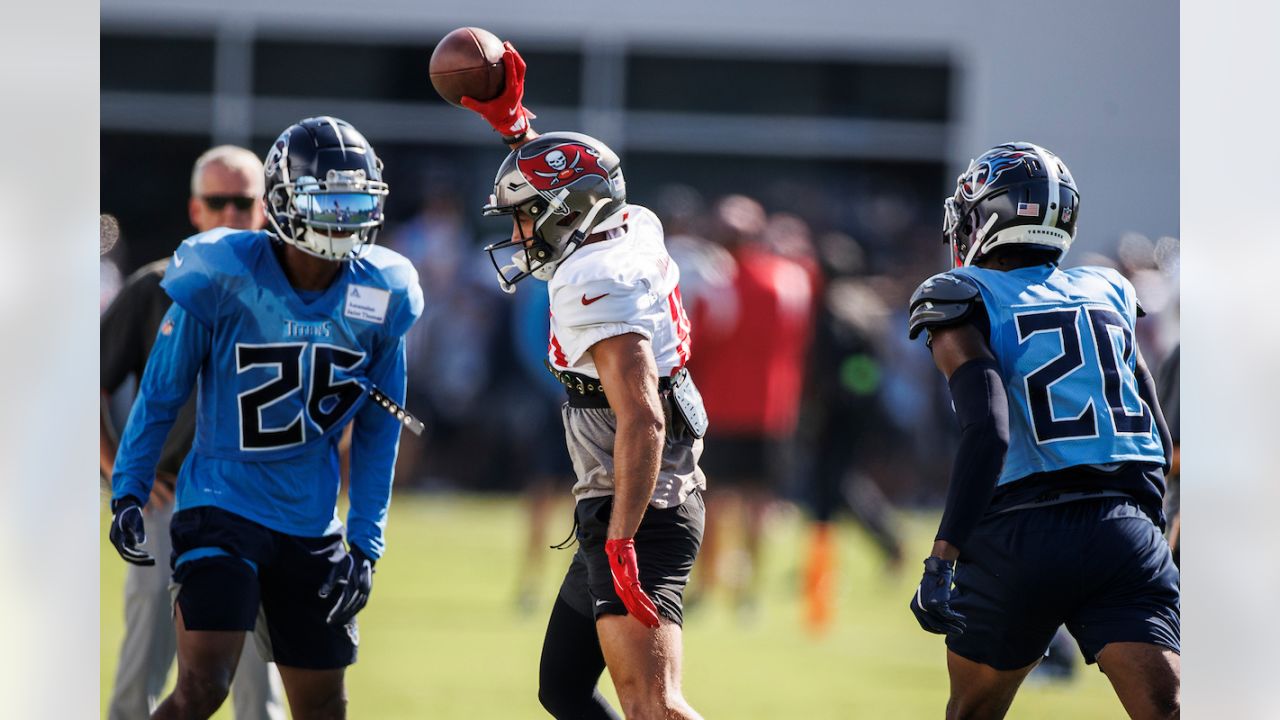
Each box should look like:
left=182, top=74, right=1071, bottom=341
left=263, top=116, right=389, bottom=261
left=943, top=141, right=1080, bottom=268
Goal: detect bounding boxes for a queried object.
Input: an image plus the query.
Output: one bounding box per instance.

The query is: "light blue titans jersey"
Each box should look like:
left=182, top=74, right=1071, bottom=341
left=951, top=264, right=1164, bottom=485
left=111, top=229, right=424, bottom=558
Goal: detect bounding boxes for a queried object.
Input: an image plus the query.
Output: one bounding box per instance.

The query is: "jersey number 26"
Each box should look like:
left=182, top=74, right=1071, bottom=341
left=236, top=343, right=366, bottom=450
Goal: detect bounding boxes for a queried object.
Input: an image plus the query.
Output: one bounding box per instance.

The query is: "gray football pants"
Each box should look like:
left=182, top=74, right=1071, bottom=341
left=107, top=504, right=285, bottom=720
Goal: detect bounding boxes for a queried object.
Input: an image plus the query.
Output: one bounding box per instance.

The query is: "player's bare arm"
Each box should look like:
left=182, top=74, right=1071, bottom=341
left=591, top=333, right=666, bottom=540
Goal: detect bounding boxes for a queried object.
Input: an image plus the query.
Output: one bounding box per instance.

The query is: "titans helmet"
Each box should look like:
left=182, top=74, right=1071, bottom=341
left=943, top=141, right=1080, bottom=268
left=263, top=116, right=389, bottom=261
left=481, top=131, right=627, bottom=292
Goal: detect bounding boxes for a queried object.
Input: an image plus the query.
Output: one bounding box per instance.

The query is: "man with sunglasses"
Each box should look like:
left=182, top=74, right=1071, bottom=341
left=102, top=144, right=285, bottom=720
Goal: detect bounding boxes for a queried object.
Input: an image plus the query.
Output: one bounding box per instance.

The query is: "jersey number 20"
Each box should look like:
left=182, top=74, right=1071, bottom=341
left=236, top=343, right=366, bottom=450
left=1015, top=307, right=1152, bottom=443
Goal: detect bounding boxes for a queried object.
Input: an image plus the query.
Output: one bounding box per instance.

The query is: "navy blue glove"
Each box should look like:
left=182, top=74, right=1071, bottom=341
left=909, top=556, right=967, bottom=635
left=319, top=545, right=374, bottom=626
left=109, top=495, right=156, bottom=566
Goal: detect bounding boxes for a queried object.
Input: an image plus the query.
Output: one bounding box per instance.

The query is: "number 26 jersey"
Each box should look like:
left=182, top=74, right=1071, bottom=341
left=112, top=228, right=423, bottom=548
left=951, top=264, right=1165, bottom=485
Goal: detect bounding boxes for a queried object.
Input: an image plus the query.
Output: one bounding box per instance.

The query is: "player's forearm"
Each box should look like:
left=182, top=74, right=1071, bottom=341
left=113, top=305, right=208, bottom=504
left=346, top=422, right=398, bottom=561
left=345, top=337, right=408, bottom=560
left=934, top=358, right=1010, bottom=551
left=607, top=410, right=665, bottom=540
left=1135, top=356, right=1173, bottom=473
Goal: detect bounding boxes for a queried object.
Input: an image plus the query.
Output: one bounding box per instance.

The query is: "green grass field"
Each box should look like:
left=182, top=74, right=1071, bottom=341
left=101, top=494, right=1125, bottom=718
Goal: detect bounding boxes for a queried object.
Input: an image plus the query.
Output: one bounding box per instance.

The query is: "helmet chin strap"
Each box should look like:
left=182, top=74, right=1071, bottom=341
left=559, top=197, right=618, bottom=259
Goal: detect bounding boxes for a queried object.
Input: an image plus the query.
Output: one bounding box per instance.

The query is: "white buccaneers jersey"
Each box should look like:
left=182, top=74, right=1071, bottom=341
left=547, top=204, right=692, bottom=378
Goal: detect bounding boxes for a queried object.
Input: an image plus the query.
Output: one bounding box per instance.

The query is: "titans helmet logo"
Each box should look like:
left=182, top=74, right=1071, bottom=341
left=959, top=149, right=1035, bottom=201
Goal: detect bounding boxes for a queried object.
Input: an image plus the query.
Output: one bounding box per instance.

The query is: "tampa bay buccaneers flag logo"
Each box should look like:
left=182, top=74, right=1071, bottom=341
left=517, top=143, right=608, bottom=191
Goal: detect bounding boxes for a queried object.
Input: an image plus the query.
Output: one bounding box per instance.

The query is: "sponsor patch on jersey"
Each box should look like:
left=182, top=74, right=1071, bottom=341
left=344, top=284, right=390, bottom=324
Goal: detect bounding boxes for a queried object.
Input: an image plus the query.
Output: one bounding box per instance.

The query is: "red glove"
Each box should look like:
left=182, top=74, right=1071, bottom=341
left=604, top=538, right=661, bottom=629
left=460, top=42, right=536, bottom=140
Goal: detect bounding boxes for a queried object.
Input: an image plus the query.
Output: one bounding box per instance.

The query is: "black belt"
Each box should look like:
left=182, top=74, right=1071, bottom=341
left=545, top=360, right=672, bottom=409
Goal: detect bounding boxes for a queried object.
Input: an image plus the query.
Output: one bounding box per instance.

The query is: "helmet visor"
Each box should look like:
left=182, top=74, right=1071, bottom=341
left=294, top=191, right=384, bottom=229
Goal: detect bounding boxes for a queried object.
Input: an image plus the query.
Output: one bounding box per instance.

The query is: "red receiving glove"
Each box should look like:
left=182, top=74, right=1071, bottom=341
left=460, top=42, right=536, bottom=140
left=604, top=538, right=662, bottom=629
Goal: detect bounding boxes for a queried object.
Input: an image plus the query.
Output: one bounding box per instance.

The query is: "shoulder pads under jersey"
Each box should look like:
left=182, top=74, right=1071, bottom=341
left=353, top=246, right=425, bottom=337
left=161, top=228, right=256, bottom=327
left=907, top=272, right=982, bottom=340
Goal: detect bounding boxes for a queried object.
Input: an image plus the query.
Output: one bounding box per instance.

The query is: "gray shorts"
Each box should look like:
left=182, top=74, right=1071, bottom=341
left=561, top=403, right=706, bottom=509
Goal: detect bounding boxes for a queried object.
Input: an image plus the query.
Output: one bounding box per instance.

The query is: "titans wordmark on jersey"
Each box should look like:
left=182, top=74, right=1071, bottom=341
left=950, top=264, right=1164, bottom=484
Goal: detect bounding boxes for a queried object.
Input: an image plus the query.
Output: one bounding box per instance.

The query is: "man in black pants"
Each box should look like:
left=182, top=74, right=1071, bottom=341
left=460, top=42, right=708, bottom=720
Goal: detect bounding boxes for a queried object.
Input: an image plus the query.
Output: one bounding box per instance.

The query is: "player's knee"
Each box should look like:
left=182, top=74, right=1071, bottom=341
left=1147, top=682, right=1180, bottom=720
left=174, top=669, right=232, bottom=715
left=616, top=685, right=684, bottom=720
left=537, top=681, right=578, bottom=712
left=290, top=686, right=346, bottom=720
left=946, top=692, right=1014, bottom=720
left=537, top=682, right=576, bottom=717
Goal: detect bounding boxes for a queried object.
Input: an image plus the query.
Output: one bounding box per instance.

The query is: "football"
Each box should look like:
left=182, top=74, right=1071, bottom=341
left=429, top=27, right=506, bottom=108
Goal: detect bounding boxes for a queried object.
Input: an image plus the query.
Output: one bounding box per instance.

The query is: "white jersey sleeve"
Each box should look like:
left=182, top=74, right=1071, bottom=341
left=547, top=206, right=692, bottom=377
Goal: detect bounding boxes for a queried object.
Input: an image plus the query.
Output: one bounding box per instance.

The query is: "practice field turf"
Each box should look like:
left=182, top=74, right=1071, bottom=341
left=101, top=493, right=1125, bottom=718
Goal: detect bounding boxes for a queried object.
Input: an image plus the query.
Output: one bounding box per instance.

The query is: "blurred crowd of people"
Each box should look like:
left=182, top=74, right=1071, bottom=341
left=102, top=167, right=1181, bottom=630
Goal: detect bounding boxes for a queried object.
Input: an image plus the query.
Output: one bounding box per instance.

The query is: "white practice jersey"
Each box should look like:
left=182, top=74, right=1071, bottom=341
left=547, top=204, right=692, bottom=378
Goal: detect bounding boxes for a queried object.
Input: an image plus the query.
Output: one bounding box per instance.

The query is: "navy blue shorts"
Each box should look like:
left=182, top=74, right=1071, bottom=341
left=946, top=497, right=1180, bottom=671
left=169, top=506, right=359, bottom=670
left=558, top=490, right=705, bottom=626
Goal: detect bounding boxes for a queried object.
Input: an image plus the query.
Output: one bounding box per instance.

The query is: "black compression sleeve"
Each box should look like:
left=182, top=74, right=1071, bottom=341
left=936, top=358, right=1010, bottom=549
left=1135, top=360, right=1174, bottom=473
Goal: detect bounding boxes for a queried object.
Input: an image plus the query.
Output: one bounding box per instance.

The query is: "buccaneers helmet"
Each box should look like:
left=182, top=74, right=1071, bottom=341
left=943, top=141, right=1080, bottom=268
left=481, top=131, right=627, bottom=292
left=263, top=116, right=389, bottom=261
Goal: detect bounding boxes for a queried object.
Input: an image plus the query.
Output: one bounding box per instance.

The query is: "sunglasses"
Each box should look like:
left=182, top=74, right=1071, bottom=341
left=202, top=195, right=257, bottom=211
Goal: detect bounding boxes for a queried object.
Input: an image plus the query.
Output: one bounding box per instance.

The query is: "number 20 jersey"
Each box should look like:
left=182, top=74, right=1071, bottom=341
left=951, top=264, right=1165, bottom=485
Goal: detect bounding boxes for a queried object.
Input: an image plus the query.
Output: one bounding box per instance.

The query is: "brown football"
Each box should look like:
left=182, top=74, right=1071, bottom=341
left=429, top=27, right=505, bottom=108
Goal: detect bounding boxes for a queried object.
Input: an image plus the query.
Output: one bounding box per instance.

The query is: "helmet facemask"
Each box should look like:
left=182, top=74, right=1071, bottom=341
left=482, top=190, right=619, bottom=294
left=267, top=168, right=388, bottom=261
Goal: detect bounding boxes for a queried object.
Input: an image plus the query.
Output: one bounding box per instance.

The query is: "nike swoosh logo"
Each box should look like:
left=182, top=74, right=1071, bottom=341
left=172, top=253, right=184, bottom=268
left=596, top=599, right=609, bottom=606
left=581, top=293, right=609, bottom=305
